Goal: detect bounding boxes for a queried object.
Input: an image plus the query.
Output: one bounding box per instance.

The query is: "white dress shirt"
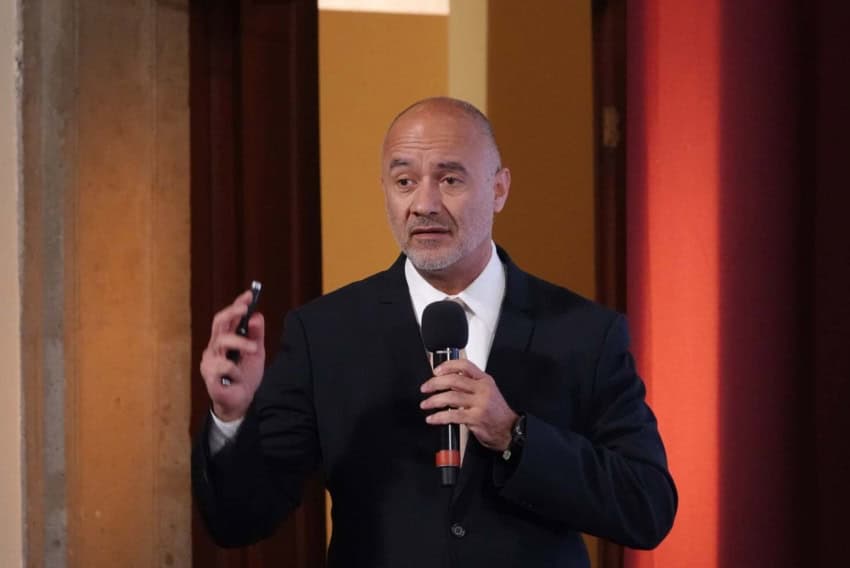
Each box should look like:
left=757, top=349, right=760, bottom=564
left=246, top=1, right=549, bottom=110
left=405, top=241, right=506, bottom=461
left=404, top=241, right=505, bottom=374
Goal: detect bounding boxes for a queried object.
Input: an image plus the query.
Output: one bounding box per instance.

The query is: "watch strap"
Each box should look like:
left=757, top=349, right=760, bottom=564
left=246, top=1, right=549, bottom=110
left=501, top=413, right=527, bottom=462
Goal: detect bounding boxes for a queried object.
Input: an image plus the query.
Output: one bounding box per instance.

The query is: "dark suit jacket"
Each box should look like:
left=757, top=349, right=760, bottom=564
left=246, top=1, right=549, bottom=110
left=193, top=247, right=677, bottom=567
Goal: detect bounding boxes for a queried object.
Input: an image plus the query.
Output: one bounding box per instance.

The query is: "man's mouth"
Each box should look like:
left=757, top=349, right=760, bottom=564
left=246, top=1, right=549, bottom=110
left=410, top=227, right=449, bottom=236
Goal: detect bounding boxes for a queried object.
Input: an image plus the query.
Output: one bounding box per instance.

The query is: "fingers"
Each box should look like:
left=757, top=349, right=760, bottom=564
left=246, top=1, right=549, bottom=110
left=199, top=291, right=266, bottom=422
left=209, top=305, right=266, bottom=359
left=434, top=359, right=487, bottom=379
left=421, top=371, right=479, bottom=395
left=214, top=333, right=259, bottom=356
left=208, top=289, right=256, bottom=344
left=420, top=389, right=472, bottom=412
left=200, top=351, right=242, bottom=386
left=210, top=303, right=247, bottom=343
left=419, top=361, right=491, bottom=415
left=419, top=362, right=516, bottom=450
left=247, top=312, right=265, bottom=345
left=419, top=368, right=482, bottom=426
left=425, top=407, right=473, bottom=426
left=234, top=288, right=254, bottom=305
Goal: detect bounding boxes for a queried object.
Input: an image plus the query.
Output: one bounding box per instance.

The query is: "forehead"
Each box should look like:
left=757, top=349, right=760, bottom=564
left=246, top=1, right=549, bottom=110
left=382, top=109, right=490, bottom=169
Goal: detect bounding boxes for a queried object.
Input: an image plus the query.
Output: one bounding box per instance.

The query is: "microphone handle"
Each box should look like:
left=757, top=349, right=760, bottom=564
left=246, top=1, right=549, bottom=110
left=432, top=347, right=461, bottom=486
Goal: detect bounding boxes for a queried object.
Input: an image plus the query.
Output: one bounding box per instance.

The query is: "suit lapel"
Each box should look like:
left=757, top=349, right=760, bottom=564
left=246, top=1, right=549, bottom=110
left=485, top=268, right=535, bottom=409
left=375, top=254, right=434, bottom=392
left=451, top=251, right=535, bottom=504
left=374, top=249, right=537, bottom=503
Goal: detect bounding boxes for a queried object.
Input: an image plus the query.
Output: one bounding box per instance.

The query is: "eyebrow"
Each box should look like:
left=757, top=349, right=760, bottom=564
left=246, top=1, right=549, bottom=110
left=435, top=161, right=468, bottom=175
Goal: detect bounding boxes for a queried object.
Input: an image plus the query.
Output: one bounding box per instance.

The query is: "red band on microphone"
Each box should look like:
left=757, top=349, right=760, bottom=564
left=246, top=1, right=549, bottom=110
left=435, top=449, right=461, bottom=467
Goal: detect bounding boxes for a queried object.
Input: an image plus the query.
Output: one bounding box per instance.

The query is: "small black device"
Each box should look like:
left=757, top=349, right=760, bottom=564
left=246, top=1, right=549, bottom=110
left=221, top=280, right=262, bottom=386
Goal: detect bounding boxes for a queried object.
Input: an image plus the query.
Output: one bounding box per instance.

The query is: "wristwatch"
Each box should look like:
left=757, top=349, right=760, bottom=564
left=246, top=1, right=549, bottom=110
left=501, top=413, right=527, bottom=462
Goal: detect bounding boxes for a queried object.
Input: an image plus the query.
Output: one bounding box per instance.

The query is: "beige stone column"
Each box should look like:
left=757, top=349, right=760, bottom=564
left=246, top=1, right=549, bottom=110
left=0, top=0, right=23, bottom=565
left=449, top=0, right=488, bottom=112
left=21, top=1, right=191, bottom=566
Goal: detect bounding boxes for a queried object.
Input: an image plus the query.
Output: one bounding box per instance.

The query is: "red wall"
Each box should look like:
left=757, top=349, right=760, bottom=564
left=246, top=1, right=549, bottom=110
left=625, top=1, right=850, bottom=566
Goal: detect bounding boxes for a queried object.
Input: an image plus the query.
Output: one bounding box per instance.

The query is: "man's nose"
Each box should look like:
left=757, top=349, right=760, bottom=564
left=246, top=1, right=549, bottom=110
left=411, top=178, right=442, bottom=215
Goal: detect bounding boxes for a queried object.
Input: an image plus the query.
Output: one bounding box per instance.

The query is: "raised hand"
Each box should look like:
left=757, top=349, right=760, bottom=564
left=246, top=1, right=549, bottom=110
left=199, top=290, right=266, bottom=421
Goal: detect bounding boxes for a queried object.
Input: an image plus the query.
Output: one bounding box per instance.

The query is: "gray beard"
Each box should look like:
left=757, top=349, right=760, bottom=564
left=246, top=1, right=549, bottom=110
left=404, top=246, right=464, bottom=272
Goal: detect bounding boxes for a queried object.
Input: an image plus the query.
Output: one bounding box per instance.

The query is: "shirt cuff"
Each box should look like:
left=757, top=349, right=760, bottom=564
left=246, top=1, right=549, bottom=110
left=208, top=410, right=244, bottom=454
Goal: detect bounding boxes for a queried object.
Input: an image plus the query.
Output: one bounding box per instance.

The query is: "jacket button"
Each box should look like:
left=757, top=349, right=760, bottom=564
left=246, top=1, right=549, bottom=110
left=450, top=523, right=466, bottom=538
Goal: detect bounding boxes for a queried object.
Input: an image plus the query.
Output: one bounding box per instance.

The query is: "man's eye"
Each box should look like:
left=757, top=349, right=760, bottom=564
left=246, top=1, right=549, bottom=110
left=442, top=176, right=462, bottom=186
left=397, top=178, right=415, bottom=189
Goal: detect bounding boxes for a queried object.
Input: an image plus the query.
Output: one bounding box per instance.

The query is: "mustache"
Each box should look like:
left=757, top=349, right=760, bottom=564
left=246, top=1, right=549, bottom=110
left=407, top=218, right=451, bottom=232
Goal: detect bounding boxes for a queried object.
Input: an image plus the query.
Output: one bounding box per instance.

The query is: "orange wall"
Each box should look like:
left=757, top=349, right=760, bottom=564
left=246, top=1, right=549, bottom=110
left=627, top=2, right=719, bottom=566
left=319, top=10, right=448, bottom=293
left=488, top=0, right=596, bottom=299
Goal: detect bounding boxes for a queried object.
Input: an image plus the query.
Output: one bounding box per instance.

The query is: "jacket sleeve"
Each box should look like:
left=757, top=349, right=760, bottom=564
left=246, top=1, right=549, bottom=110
left=495, top=314, right=677, bottom=549
left=191, top=310, right=321, bottom=547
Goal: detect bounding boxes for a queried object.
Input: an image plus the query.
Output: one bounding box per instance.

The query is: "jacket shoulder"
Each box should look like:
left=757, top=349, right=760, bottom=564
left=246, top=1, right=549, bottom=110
left=518, top=269, right=620, bottom=326
left=292, top=266, right=394, bottom=320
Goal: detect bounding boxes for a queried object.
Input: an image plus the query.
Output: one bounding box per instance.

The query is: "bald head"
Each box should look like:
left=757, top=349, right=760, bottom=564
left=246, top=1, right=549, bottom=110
left=380, top=96, right=511, bottom=293
left=384, top=97, right=502, bottom=171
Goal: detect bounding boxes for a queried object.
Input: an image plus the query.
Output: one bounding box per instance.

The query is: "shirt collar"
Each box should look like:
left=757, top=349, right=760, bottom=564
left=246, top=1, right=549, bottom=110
left=405, top=241, right=506, bottom=334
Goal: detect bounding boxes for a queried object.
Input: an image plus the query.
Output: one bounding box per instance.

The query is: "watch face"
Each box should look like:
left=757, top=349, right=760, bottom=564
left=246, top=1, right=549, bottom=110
left=512, top=414, right=527, bottom=444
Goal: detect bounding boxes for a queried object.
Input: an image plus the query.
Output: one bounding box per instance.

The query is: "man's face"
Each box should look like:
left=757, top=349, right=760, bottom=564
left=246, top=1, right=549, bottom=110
left=381, top=106, right=509, bottom=281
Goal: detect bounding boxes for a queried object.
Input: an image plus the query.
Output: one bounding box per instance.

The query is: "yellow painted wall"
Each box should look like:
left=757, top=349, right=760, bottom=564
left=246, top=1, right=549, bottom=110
left=0, top=1, right=23, bottom=566
left=488, top=0, right=596, bottom=299
left=319, top=10, right=448, bottom=293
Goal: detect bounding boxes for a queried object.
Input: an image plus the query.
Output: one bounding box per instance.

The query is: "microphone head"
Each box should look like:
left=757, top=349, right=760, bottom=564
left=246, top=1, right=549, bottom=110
left=421, top=300, right=469, bottom=351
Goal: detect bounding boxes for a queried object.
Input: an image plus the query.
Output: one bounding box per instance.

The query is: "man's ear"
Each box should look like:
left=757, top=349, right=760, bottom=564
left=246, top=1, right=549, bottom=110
left=493, top=168, right=511, bottom=213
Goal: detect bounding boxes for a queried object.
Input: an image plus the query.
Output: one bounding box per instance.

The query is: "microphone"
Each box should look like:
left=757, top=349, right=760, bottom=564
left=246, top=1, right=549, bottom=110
left=421, top=300, right=469, bottom=486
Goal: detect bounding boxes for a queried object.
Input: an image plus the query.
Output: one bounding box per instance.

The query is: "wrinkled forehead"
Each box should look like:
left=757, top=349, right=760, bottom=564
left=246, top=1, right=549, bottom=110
left=381, top=107, right=496, bottom=170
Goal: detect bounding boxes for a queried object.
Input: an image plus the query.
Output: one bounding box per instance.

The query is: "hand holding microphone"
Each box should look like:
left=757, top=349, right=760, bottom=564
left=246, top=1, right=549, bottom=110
left=420, top=301, right=519, bottom=485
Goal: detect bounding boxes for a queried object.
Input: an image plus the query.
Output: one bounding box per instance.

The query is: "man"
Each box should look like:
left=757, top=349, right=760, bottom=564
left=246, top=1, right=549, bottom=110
left=193, top=97, right=677, bottom=567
